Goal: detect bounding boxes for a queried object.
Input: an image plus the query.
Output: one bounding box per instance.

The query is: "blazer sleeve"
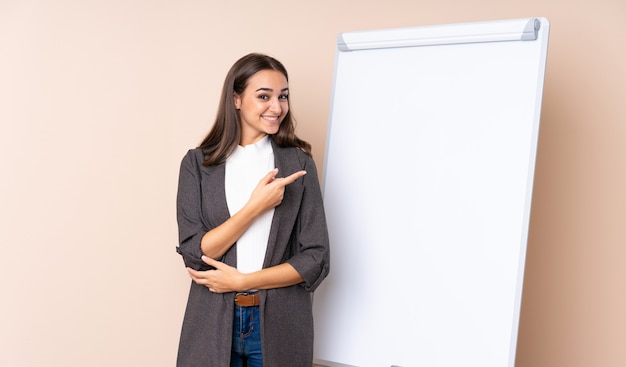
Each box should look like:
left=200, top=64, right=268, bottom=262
left=285, top=153, right=330, bottom=292
left=175, top=150, right=213, bottom=271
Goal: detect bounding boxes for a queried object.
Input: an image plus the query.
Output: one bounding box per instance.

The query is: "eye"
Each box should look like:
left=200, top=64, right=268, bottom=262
left=279, top=94, right=289, bottom=100
left=257, top=94, right=269, bottom=100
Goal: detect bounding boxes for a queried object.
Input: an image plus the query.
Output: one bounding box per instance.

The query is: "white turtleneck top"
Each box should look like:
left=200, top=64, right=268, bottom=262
left=224, top=136, right=275, bottom=274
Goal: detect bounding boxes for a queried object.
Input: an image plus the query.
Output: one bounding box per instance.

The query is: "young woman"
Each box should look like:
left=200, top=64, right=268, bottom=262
left=175, top=53, right=330, bottom=367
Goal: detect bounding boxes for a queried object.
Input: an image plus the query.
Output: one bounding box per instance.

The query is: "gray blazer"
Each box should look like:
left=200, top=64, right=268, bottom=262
left=176, top=139, right=330, bottom=367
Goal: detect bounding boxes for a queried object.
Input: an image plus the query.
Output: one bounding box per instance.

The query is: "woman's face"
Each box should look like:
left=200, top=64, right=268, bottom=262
left=234, top=69, right=289, bottom=146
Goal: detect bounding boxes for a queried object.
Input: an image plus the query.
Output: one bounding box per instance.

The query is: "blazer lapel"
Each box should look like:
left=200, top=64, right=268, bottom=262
left=199, top=162, right=238, bottom=265
left=199, top=163, right=230, bottom=220
left=264, top=141, right=305, bottom=267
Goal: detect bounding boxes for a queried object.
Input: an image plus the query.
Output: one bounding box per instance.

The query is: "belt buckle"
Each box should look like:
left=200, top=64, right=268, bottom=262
left=235, top=291, right=259, bottom=307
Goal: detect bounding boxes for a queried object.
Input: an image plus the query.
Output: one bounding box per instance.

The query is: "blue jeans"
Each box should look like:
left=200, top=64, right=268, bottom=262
left=230, top=305, right=262, bottom=367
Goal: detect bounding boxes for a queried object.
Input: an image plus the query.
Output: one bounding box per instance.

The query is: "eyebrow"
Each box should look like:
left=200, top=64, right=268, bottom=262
left=255, top=87, right=289, bottom=93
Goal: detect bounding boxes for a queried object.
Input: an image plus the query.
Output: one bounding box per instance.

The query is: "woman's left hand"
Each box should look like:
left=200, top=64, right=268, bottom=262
left=186, top=256, right=245, bottom=293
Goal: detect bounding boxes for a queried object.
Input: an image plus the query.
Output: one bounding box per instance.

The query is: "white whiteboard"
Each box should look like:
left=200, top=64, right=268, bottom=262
left=313, top=18, right=550, bottom=367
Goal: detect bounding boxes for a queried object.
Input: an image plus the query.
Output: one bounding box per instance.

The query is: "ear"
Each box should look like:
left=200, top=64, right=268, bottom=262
left=233, top=94, right=241, bottom=110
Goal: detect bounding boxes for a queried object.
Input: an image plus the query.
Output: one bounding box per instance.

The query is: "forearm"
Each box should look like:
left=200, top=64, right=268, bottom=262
left=200, top=203, right=262, bottom=259
left=242, top=263, right=304, bottom=291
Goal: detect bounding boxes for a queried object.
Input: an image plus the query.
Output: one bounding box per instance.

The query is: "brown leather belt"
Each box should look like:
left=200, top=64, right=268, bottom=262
left=234, top=292, right=260, bottom=307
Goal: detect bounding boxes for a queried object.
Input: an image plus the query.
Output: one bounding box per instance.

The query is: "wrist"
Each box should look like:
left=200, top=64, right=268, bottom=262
left=237, top=272, right=252, bottom=292
left=240, top=201, right=263, bottom=220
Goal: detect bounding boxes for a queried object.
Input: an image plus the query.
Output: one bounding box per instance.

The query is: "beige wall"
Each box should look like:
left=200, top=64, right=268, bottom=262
left=0, top=0, right=624, bottom=366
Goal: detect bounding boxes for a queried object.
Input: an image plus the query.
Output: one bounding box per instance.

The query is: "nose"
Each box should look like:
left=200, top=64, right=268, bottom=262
left=269, top=97, right=282, bottom=114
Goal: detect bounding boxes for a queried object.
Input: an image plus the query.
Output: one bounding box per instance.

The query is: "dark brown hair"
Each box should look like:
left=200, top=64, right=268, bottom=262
left=198, top=53, right=311, bottom=166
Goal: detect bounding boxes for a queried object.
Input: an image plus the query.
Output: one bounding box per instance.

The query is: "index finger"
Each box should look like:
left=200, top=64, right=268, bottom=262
left=280, top=170, right=307, bottom=185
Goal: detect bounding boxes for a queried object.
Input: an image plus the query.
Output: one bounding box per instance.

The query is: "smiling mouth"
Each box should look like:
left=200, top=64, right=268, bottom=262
left=262, top=115, right=280, bottom=121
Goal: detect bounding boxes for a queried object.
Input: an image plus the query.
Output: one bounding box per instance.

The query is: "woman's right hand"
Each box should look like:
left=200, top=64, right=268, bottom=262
left=245, top=168, right=306, bottom=215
